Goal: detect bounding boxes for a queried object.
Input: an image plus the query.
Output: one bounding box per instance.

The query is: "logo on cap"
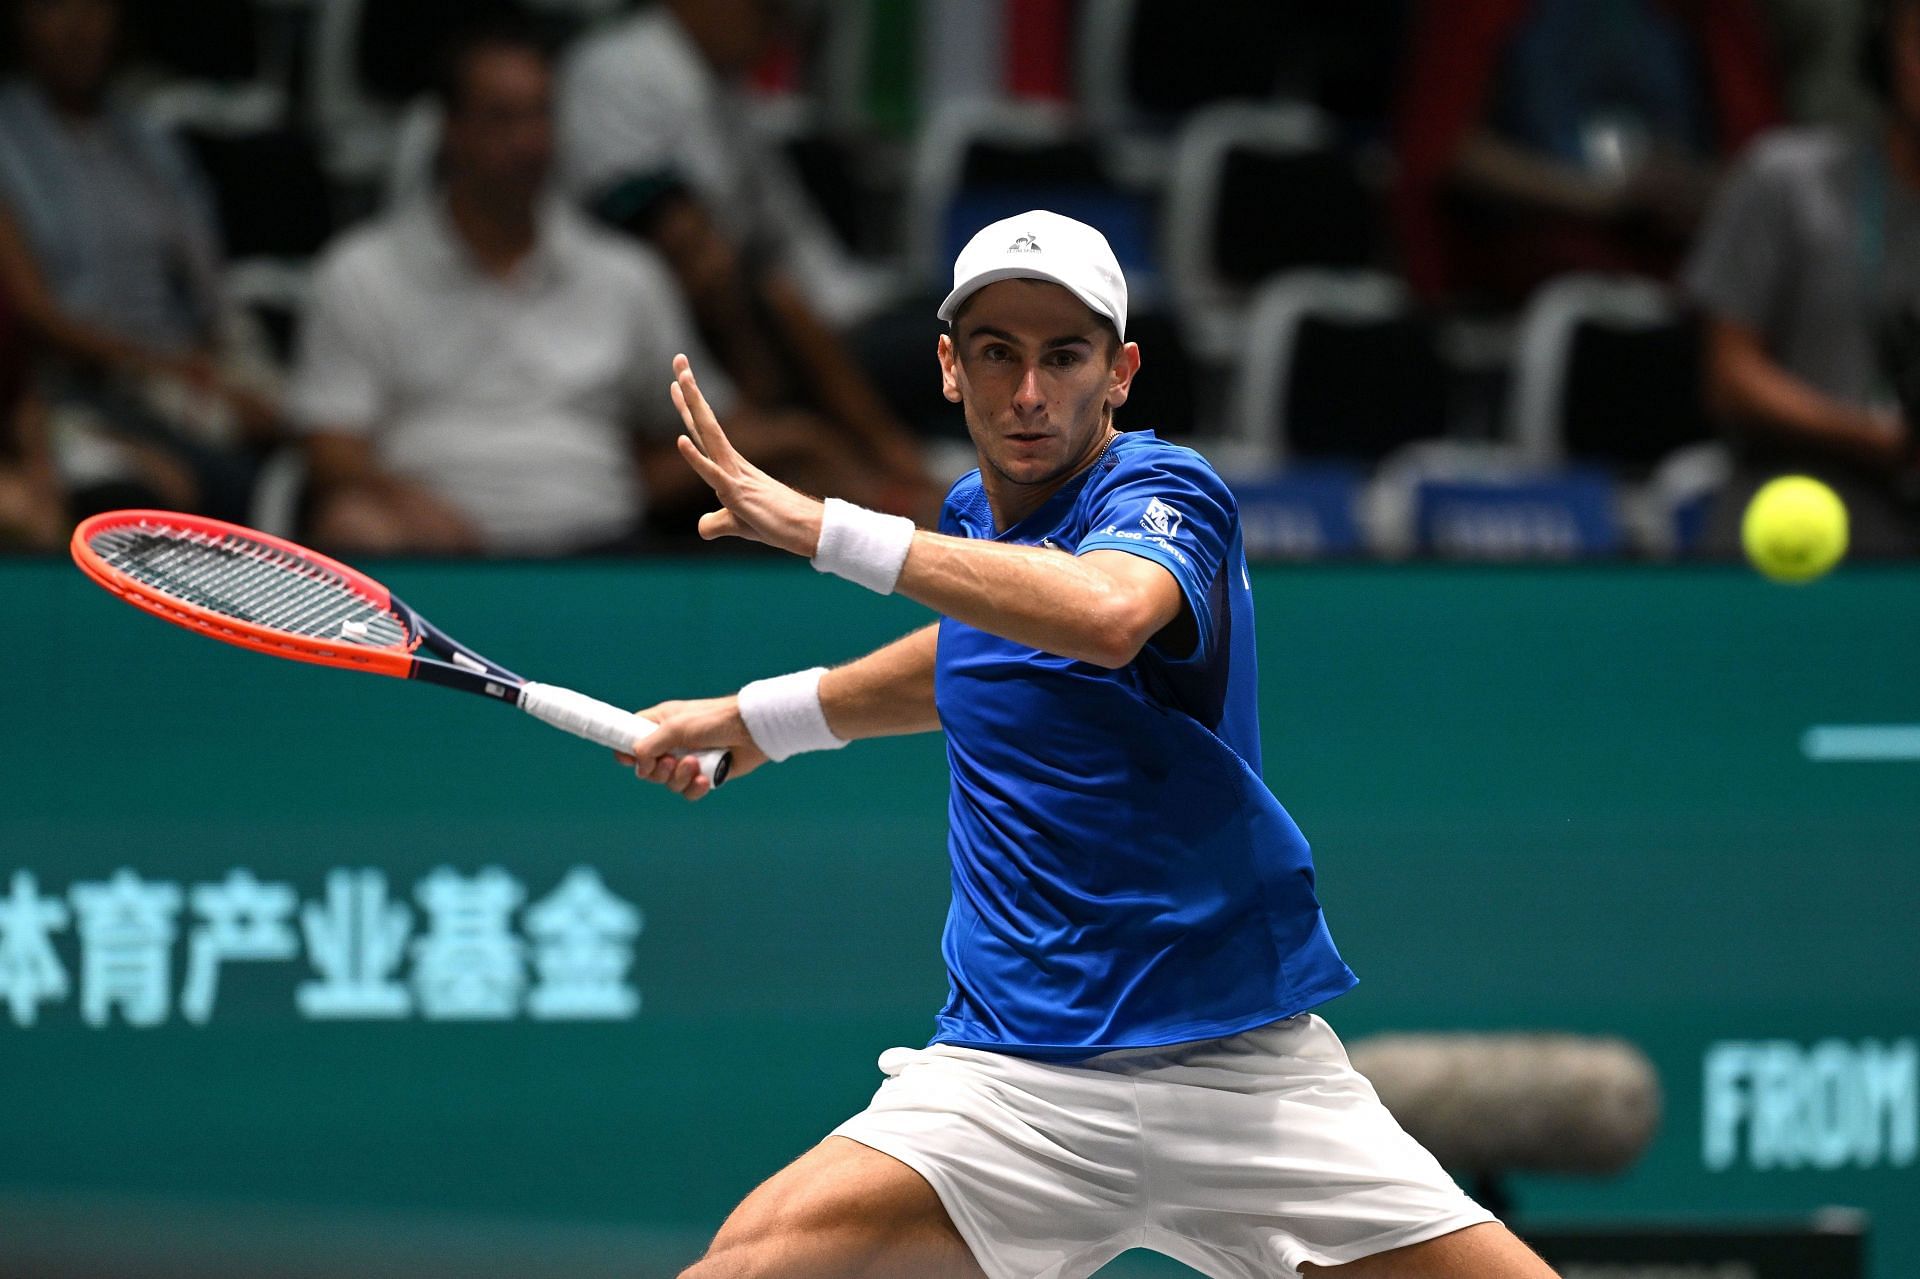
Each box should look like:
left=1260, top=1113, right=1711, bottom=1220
left=1008, top=234, right=1042, bottom=254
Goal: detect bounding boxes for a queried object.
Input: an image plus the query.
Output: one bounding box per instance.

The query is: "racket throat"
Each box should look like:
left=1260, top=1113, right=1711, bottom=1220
left=410, top=657, right=522, bottom=702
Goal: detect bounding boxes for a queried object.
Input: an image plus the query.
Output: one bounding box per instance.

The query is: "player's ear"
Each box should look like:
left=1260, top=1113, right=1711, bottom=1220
left=938, top=333, right=963, bottom=404
left=1106, top=341, right=1141, bottom=412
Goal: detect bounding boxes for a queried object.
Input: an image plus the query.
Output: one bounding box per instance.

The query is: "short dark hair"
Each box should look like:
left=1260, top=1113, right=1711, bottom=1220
left=432, top=9, right=551, bottom=116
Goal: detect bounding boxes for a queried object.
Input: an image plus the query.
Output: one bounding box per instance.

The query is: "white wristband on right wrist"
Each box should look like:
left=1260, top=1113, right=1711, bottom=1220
left=811, top=498, right=915, bottom=594
left=736, top=667, right=847, bottom=762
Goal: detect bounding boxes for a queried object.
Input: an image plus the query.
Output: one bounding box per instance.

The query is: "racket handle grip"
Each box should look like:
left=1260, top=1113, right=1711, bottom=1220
left=518, top=682, right=731, bottom=787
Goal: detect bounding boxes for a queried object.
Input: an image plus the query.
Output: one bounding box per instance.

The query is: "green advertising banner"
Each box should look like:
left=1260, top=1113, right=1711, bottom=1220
left=1, top=559, right=1915, bottom=1277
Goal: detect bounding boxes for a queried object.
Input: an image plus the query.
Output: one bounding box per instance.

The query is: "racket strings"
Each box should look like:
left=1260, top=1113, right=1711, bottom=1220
left=145, top=531, right=400, bottom=643
left=91, top=525, right=408, bottom=647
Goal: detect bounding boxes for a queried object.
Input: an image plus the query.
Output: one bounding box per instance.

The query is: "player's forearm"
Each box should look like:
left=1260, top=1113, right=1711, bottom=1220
left=894, top=534, right=1159, bottom=669
left=820, top=624, right=940, bottom=740
left=665, top=359, right=1164, bottom=669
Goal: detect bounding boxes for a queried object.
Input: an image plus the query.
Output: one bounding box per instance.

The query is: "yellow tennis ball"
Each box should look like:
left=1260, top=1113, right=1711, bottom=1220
left=1741, top=475, right=1849, bottom=583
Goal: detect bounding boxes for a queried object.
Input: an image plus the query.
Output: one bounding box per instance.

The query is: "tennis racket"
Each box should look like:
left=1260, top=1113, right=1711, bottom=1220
left=70, top=510, right=730, bottom=785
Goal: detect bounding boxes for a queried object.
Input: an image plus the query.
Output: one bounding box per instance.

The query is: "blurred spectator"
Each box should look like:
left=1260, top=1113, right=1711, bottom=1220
left=558, top=0, right=935, bottom=510
left=0, top=0, right=277, bottom=521
left=1685, top=0, right=1920, bottom=556
left=0, top=278, right=64, bottom=546
left=291, top=21, right=887, bottom=557
left=1395, top=0, right=1782, bottom=305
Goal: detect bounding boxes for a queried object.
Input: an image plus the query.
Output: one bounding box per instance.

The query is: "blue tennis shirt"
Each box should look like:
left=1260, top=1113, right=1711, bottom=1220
left=931, top=430, right=1357, bottom=1061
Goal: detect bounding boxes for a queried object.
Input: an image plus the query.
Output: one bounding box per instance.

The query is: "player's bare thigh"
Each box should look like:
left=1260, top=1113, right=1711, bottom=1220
left=1302, top=1221, right=1559, bottom=1277
left=679, top=1135, right=986, bottom=1279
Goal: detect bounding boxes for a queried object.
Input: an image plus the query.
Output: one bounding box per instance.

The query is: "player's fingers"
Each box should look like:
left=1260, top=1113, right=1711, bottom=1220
left=613, top=750, right=635, bottom=767
left=673, top=358, right=742, bottom=466
left=676, top=436, right=742, bottom=506
left=674, top=415, right=729, bottom=482
left=631, top=718, right=691, bottom=762
left=682, top=772, right=712, bottom=803
left=668, top=754, right=703, bottom=795
left=669, top=378, right=708, bottom=454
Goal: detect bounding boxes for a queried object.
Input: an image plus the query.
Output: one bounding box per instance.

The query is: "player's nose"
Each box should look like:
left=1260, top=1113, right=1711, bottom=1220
left=1013, top=363, right=1046, bottom=412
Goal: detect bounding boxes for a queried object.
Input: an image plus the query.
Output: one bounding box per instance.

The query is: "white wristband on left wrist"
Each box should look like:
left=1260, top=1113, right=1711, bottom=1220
left=811, top=498, right=915, bottom=594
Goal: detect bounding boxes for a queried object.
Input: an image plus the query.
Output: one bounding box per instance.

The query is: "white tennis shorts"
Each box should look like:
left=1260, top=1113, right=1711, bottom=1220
left=832, top=1014, right=1497, bottom=1279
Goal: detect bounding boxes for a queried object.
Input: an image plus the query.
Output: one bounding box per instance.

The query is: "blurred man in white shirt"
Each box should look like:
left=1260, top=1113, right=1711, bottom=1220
left=293, top=20, right=876, bottom=555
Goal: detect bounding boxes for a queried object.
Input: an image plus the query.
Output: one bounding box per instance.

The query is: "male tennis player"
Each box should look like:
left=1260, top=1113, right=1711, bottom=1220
left=625, top=211, right=1559, bottom=1279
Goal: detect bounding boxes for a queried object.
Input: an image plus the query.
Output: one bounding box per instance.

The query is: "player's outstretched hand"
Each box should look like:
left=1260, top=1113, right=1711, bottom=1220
left=670, top=354, right=825, bottom=558
left=614, top=694, right=768, bottom=802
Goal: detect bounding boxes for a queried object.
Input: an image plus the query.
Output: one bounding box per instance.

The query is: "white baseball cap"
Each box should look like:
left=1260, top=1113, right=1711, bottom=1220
left=937, top=209, right=1128, bottom=340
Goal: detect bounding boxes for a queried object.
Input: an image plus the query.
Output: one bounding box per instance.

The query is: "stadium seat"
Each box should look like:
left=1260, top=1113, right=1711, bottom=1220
left=1078, top=0, right=1415, bottom=175
left=1276, top=0, right=1418, bottom=131
left=1163, top=103, right=1383, bottom=359
left=132, top=0, right=291, bottom=136
left=1224, top=464, right=1367, bottom=560
left=129, top=0, right=261, bottom=82
left=175, top=120, right=330, bottom=367
left=1115, top=308, right=1201, bottom=437
left=225, top=259, right=314, bottom=367
left=180, top=126, right=335, bottom=261
left=1077, top=0, right=1289, bottom=133
left=905, top=102, right=1156, bottom=299
left=1624, top=441, right=1733, bottom=558
left=1225, top=271, right=1447, bottom=469
left=1507, top=274, right=1715, bottom=473
left=1363, top=442, right=1625, bottom=560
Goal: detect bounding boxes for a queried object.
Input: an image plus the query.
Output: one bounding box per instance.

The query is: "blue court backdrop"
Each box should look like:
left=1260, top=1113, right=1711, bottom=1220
left=1, top=558, right=1916, bottom=1277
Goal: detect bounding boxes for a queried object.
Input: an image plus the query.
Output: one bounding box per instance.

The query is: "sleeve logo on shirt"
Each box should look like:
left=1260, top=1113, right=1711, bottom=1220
left=1140, top=497, right=1182, bottom=539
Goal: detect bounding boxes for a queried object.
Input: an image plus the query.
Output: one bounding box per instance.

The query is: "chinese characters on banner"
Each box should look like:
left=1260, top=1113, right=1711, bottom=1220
left=0, top=866, right=642, bottom=1027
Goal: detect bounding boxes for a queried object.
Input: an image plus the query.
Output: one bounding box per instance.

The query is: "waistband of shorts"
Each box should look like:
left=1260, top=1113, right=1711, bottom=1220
left=937, top=1012, right=1318, bottom=1067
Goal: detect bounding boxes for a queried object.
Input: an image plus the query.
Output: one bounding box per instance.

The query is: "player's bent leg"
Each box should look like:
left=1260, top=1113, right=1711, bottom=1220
left=1301, top=1221, right=1560, bottom=1278
left=679, top=1135, right=987, bottom=1279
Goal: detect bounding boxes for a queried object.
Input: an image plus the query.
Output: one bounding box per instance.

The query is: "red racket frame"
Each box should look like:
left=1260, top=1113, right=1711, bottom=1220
left=71, top=510, right=422, bottom=679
